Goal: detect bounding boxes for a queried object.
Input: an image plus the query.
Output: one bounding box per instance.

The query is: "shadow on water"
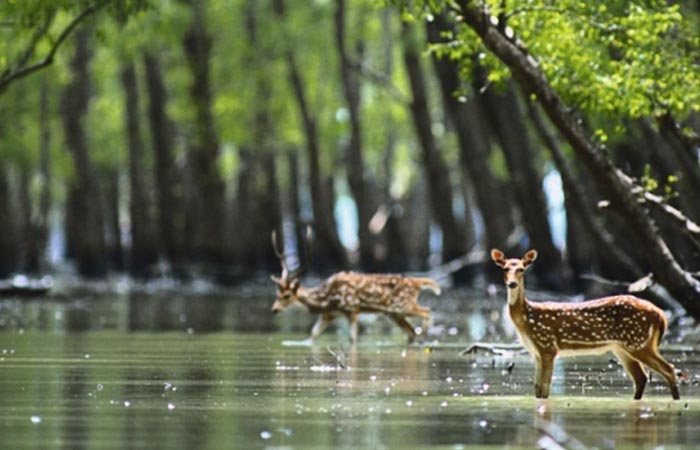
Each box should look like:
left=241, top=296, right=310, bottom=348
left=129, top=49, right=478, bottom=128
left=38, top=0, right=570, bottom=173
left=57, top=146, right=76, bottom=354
left=0, top=286, right=699, bottom=449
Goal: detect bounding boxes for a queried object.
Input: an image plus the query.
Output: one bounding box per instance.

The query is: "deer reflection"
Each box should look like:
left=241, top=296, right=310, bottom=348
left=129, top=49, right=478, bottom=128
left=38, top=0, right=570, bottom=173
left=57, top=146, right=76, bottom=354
left=532, top=400, right=682, bottom=449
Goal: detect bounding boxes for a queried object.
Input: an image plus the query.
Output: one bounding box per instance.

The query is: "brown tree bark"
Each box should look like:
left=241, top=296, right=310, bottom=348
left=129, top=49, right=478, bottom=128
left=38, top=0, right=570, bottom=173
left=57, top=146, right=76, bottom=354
left=334, top=0, right=377, bottom=271
left=143, top=52, right=184, bottom=270
left=182, top=0, right=227, bottom=265
left=121, top=61, right=159, bottom=277
left=401, top=21, right=471, bottom=282
left=36, top=75, right=52, bottom=272
left=272, top=0, right=347, bottom=270
left=102, top=168, right=124, bottom=271
left=59, top=28, right=107, bottom=277
left=477, top=81, right=564, bottom=288
left=426, top=15, right=515, bottom=261
left=0, top=163, right=16, bottom=277
left=454, top=0, right=700, bottom=318
left=231, top=0, right=283, bottom=277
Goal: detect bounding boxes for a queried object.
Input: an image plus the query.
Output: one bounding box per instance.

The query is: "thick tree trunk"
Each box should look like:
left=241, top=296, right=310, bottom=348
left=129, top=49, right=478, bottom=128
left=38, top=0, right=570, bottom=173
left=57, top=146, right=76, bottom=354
left=526, top=101, right=643, bottom=280
left=426, top=16, right=515, bottom=260
left=36, top=75, right=52, bottom=272
left=143, top=52, right=184, bottom=271
left=103, top=168, right=124, bottom=271
left=478, top=81, right=564, bottom=288
left=273, top=0, right=347, bottom=270
left=455, top=0, right=700, bottom=317
left=0, top=163, right=16, bottom=277
left=401, top=21, right=471, bottom=282
left=334, top=0, right=376, bottom=270
left=59, top=29, right=107, bottom=277
left=287, top=151, right=310, bottom=265
left=121, top=62, right=159, bottom=277
left=16, top=167, right=38, bottom=272
left=401, top=176, right=431, bottom=271
left=182, top=0, right=227, bottom=265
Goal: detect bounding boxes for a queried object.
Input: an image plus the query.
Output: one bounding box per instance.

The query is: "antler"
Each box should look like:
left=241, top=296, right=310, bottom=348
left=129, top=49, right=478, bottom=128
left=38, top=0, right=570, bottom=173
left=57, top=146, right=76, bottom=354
left=271, top=229, right=289, bottom=281
left=271, top=227, right=309, bottom=282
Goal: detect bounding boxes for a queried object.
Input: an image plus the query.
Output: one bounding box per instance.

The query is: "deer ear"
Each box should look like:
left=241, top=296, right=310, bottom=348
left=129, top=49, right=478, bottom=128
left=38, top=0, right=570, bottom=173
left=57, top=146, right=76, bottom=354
left=270, top=275, right=283, bottom=286
left=523, top=249, right=538, bottom=267
left=491, top=249, right=507, bottom=268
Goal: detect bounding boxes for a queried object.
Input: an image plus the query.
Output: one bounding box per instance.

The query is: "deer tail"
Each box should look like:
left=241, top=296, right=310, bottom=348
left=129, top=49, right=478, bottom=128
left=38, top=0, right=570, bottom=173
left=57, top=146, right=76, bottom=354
left=414, top=278, right=441, bottom=295
left=655, top=309, right=668, bottom=348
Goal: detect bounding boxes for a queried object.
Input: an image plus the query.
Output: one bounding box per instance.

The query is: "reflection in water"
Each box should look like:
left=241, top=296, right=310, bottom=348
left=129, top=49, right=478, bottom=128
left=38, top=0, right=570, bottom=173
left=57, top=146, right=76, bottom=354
left=0, top=290, right=698, bottom=449
left=533, top=397, right=691, bottom=450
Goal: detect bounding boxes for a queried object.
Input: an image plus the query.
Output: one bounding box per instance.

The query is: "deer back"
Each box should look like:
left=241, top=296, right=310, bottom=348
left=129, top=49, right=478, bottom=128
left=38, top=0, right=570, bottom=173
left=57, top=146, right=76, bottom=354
left=521, top=295, right=667, bottom=352
left=307, top=272, right=431, bottom=314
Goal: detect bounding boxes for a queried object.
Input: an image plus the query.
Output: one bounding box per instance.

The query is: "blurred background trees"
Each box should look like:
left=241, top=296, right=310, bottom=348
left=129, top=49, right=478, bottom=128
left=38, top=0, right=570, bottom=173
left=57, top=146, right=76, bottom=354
left=1, top=0, right=700, bottom=317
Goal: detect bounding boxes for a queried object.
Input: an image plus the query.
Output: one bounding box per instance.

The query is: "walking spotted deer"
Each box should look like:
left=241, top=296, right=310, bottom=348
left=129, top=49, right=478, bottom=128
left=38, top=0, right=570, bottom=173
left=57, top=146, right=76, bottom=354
left=270, top=232, right=441, bottom=343
left=491, top=249, right=680, bottom=400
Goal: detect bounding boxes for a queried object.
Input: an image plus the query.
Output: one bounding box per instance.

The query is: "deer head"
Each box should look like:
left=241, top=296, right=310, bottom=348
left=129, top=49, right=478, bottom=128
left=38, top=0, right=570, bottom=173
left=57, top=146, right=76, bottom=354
left=491, top=248, right=537, bottom=289
left=270, top=230, right=305, bottom=313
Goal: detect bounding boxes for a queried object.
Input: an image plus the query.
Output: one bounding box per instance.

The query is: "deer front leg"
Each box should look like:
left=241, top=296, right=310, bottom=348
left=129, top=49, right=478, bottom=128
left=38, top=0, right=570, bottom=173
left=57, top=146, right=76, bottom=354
left=534, top=353, right=555, bottom=399
left=346, top=312, right=359, bottom=343
left=310, top=313, right=335, bottom=340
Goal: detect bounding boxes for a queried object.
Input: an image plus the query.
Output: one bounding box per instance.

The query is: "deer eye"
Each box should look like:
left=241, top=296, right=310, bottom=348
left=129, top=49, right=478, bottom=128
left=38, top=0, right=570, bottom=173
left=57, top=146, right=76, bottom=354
left=516, top=268, right=524, bottom=273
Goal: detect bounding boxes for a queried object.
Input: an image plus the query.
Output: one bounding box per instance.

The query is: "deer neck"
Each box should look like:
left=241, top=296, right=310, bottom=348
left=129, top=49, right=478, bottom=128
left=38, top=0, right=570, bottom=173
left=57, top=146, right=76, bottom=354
left=506, top=283, right=529, bottom=325
left=296, top=286, right=324, bottom=311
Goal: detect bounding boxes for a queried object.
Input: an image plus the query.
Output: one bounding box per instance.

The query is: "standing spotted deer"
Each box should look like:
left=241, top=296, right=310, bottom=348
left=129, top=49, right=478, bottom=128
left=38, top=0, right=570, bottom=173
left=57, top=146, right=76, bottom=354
left=270, top=232, right=441, bottom=343
left=491, top=248, right=679, bottom=400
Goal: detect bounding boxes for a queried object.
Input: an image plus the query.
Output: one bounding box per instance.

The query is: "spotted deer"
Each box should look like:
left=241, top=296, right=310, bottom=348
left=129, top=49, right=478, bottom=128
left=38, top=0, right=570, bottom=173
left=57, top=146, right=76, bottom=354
left=491, top=249, right=679, bottom=400
left=270, top=232, right=441, bottom=343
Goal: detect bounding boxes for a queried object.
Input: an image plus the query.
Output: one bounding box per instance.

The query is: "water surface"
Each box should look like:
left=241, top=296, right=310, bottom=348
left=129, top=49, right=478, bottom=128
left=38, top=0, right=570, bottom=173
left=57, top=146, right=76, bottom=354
left=0, top=290, right=698, bottom=449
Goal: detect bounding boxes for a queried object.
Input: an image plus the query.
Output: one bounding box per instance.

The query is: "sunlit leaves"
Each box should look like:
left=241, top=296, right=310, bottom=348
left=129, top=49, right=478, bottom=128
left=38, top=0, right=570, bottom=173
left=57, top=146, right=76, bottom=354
left=399, top=0, right=700, bottom=138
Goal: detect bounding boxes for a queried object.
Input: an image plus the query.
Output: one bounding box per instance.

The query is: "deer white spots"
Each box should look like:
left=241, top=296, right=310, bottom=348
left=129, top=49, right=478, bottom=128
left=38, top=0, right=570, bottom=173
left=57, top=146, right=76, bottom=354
left=270, top=231, right=441, bottom=343
left=491, top=248, right=679, bottom=400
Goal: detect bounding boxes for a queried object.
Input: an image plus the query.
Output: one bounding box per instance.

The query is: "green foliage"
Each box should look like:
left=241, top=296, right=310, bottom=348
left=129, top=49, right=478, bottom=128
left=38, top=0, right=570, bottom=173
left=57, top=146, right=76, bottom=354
left=397, top=0, right=700, bottom=139
left=640, top=164, right=680, bottom=200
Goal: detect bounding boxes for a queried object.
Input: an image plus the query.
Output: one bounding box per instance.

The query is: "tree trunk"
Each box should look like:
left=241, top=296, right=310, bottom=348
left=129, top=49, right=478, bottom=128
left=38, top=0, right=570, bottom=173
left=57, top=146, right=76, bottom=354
left=182, top=0, right=227, bottom=265
left=59, top=28, right=107, bottom=277
left=455, top=0, right=700, bottom=318
left=103, top=168, right=124, bottom=271
left=400, top=175, right=431, bottom=271
left=334, top=0, right=376, bottom=270
left=401, top=21, right=471, bottom=283
left=121, top=61, right=159, bottom=277
left=287, top=150, right=310, bottom=266
left=477, top=81, right=564, bottom=288
left=426, top=15, right=515, bottom=262
left=273, top=0, right=347, bottom=270
left=16, top=167, right=38, bottom=272
left=0, top=163, right=16, bottom=277
left=37, top=75, right=52, bottom=272
left=526, top=101, right=643, bottom=280
left=143, top=52, right=184, bottom=272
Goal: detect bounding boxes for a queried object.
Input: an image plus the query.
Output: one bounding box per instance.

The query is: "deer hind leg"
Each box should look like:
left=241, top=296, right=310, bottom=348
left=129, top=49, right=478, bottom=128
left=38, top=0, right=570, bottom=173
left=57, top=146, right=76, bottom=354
left=613, top=348, right=648, bottom=400
left=633, top=349, right=680, bottom=400
left=390, top=315, right=417, bottom=344
left=409, top=304, right=431, bottom=333
left=534, top=353, right=555, bottom=399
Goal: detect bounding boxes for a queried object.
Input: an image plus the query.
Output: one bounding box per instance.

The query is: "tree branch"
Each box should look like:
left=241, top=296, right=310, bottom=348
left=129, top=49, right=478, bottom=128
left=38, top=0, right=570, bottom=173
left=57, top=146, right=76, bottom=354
left=0, top=2, right=107, bottom=94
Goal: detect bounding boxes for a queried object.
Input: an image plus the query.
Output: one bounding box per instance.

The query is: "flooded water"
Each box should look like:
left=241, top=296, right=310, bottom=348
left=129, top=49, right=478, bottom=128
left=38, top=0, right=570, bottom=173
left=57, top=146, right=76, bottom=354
left=1, top=287, right=699, bottom=449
